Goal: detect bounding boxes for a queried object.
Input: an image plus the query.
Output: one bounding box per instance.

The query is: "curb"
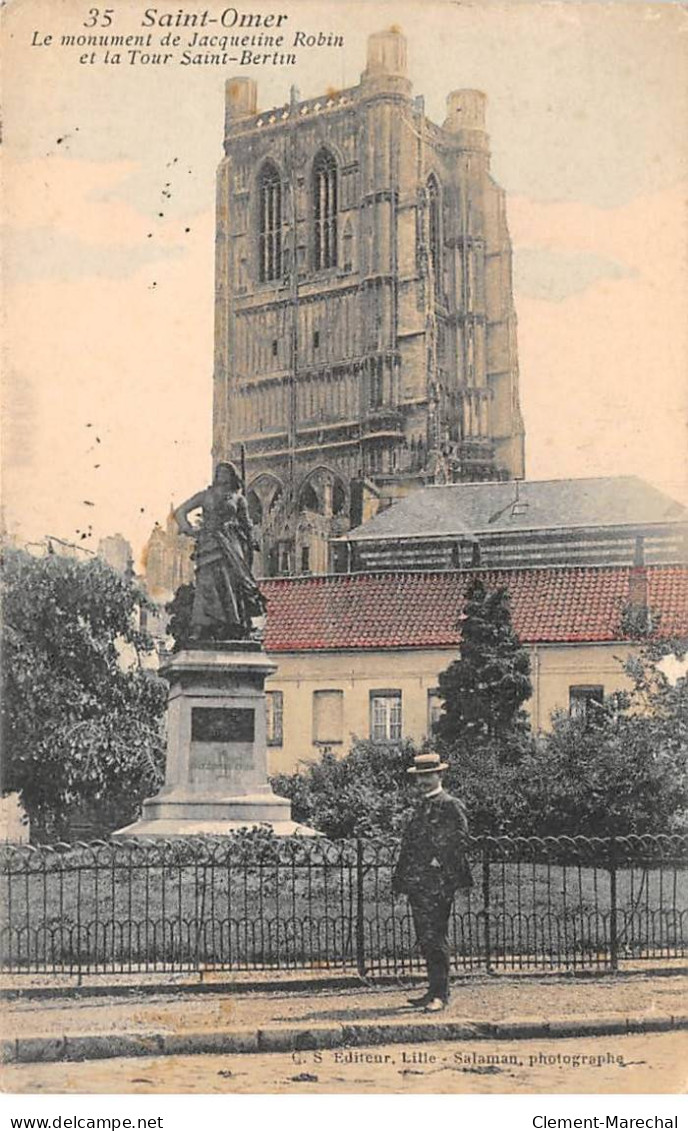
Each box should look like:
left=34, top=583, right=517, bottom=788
left=3, top=1013, right=687, bottom=1065
left=2, top=967, right=686, bottom=1003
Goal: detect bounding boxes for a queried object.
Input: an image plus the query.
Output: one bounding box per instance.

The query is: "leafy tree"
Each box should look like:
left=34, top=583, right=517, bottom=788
left=433, top=578, right=532, bottom=754
left=271, top=740, right=418, bottom=839
left=1, top=546, right=167, bottom=841
left=271, top=737, right=527, bottom=839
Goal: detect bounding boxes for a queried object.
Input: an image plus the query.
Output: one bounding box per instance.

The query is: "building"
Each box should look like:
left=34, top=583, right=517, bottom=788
left=212, top=27, right=525, bottom=577
left=335, top=475, right=688, bottom=572
left=259, top=563, right=687, bottom=774
left=141, top=507, right=194, bottom=604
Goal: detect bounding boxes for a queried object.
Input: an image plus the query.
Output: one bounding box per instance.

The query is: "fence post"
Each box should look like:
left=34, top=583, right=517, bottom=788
left=482, top=841, right=492, bottom=973
left=355, top=839, right=366, bottom=979
left=609, top=837, right=618, bottom=972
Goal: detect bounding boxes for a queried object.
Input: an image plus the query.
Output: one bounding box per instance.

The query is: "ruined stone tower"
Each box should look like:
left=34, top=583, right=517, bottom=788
left=212, top=28, right=525, bottom=576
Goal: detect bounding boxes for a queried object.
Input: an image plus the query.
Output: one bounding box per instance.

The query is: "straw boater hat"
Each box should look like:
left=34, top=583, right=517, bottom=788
left=407, top=752, right=448, bottom=775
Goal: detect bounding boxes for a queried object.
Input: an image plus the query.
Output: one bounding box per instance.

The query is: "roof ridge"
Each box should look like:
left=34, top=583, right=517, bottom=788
left=261, top=562, right=686, bottom=586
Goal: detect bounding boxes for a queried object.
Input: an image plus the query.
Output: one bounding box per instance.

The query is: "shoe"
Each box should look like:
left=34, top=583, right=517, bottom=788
left=424, top=998, right=446, bottom=1013
left=407, top=991, right=433, bottom=1007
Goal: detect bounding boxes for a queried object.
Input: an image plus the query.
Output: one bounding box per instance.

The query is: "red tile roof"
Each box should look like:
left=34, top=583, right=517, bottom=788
left=261, top=565, right=688, bottom=652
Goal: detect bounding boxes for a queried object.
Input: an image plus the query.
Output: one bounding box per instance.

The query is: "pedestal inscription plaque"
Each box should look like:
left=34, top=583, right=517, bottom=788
left=191, top=707, right=254, bottom=743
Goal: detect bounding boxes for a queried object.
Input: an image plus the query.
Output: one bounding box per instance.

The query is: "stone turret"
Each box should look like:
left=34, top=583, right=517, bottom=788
left=225, top=77, right=257, bottom=133
left=361, top=27, right=411, bottom=96
left=444, top=89, right=489, bottom=154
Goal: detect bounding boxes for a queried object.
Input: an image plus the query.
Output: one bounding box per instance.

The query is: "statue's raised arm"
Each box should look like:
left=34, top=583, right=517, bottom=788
left=174, top=491, right=206, bottom=539
left=174, top=462, right=265, bottom=643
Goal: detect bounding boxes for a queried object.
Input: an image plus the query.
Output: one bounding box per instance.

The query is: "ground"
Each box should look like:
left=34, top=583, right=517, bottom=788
left=2, top=1033, right=686, bottom=1094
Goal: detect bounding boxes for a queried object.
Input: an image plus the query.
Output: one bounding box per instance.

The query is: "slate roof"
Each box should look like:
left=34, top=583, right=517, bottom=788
left=261, top=564, right=688, bottom=652
left=340, top=476, right=688, bottom=543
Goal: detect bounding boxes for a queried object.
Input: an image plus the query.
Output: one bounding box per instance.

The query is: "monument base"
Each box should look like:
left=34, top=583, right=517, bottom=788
left=115, top=644, right=317, bottom=839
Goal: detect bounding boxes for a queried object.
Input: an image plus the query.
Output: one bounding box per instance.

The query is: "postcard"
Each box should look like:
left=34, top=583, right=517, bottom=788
left=1, top=0, right=687, bottom=1102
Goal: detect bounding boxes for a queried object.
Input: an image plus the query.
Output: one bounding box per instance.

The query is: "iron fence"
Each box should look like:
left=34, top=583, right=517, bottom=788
left=0, top=834, right=685, bottom=978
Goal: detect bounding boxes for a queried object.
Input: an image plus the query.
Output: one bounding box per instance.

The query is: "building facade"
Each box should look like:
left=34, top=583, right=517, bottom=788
left=212, top=28, right=525, bottom=577
left=259, top=563, right=687, bottom=774
left=97, top=533, right=133, bottom=578
left=141, top=507, right=194, bottom=603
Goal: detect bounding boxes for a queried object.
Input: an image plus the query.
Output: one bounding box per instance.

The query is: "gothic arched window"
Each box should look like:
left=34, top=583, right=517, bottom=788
left=258, top=162, right=282, bottom=282
left=427, top=175, right=442, bottom=298
left=313, top=150, right=338, bottom=270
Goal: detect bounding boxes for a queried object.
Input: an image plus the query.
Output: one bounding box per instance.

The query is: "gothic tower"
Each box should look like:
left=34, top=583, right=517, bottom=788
left=212, top=28, right=525, bottom=576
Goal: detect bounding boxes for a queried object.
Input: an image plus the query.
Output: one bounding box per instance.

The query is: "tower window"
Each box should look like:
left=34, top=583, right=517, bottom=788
left=313, top=150, right=338, bottom=270
left=313, top=330, right=320, bottom=350
left=258, top=162, right=282, bottom=283
left=369, top=366, right=383, bottom=408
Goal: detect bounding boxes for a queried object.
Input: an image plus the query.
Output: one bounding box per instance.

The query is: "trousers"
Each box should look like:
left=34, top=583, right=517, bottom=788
left=409, top=892, right=453, bottom=1002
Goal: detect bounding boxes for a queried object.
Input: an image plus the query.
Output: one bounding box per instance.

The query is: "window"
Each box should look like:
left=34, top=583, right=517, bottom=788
left=313, top=330, right=320, bottom=350
left=313, top=689, right=344, bottom=745
left=369, top=364, right=383, bottom=408
left=342, top=220, right=353, bottom=272
left=301, top=546, right=310, bottom=573
left=370, top=691, right=402, bottom=742
left=313, top=150, right=337, bottom=270
left=367, top=447, right=383, bottom=475
left=258, top=162, right=282, bottom=282
left=427, top=689, right=443, bottom=734
left=266, top=690, right=283, bottom=746
left=569, top=685, right=604, bottom=724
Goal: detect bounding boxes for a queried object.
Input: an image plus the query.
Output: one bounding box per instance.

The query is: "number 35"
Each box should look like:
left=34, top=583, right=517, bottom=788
left=83, top=8, right=114, bottom=26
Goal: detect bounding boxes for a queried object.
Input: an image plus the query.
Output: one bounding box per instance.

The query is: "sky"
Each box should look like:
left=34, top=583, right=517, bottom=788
left=2, top=0, right=687, bottom=565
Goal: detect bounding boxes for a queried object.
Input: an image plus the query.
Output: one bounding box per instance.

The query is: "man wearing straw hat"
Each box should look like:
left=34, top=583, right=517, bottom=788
left=392, top=751, right=472, bottom=1012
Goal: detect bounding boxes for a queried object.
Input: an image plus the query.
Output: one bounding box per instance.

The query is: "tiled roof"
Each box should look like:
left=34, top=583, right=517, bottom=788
left=342, top=476, right=688, bottom=542
left=261, top=565, right=688, bottom=652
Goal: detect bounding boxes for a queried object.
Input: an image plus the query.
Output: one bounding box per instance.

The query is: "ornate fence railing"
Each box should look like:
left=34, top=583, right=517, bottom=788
left=0, top=833, right=685, bottom=977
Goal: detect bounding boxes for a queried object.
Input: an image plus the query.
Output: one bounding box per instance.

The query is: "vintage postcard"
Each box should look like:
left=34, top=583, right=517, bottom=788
left=1, top=0, right=687, bottom=1103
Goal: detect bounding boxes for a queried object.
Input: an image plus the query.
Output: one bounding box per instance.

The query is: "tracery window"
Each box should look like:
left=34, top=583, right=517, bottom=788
left=427, top=175, right=442, bottom=298
left=313, top=150, right=338, bottom=270
left=258, top=162, right=282, bottom=282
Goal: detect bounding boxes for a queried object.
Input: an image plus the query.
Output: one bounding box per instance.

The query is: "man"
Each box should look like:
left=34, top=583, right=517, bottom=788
left=392, top=751, right=472, bottom=1012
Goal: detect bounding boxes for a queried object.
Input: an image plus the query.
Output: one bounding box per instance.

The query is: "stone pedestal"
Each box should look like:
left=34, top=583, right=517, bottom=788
left=116, top=643, right=312, bottom=837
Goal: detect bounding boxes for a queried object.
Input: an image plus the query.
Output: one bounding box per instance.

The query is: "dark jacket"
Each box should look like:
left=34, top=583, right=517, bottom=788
left=392, top=789, right=472, bottom=898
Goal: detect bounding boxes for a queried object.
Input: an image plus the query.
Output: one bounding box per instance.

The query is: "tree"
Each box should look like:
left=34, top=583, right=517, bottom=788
left=271, top=740, right=418, bottom=839
left=271, top=737, right=525, bottom=839
left=433, top=578, right=532, bottom=754
left=1, top=546, right=167, bottom=840
left=515, top=639, right=688, bottom=836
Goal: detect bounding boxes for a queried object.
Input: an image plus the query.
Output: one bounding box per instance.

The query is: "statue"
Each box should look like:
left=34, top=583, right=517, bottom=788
left=174, top=461, right=265, bottom=642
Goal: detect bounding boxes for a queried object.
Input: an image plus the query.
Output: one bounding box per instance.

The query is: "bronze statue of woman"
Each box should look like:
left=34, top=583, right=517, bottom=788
left=174, top=461, right=265, bottom=642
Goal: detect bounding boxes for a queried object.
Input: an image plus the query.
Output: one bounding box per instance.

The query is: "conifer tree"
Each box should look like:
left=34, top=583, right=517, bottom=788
left=434, top=578, right=532, bottom=748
